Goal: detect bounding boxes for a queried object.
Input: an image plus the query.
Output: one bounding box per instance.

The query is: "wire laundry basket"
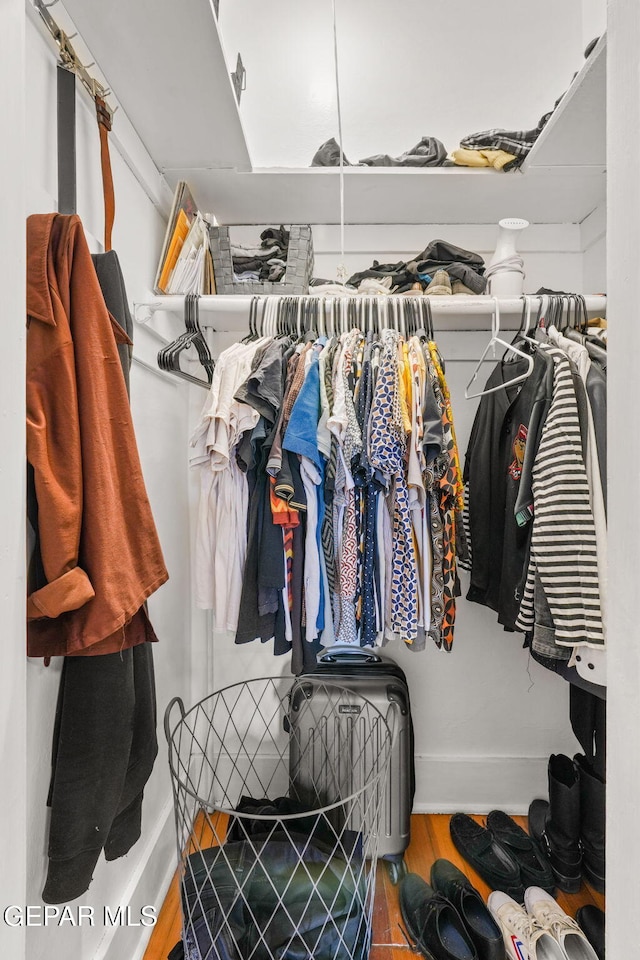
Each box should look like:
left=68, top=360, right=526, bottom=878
left=164, top=677, right=395, bottom=960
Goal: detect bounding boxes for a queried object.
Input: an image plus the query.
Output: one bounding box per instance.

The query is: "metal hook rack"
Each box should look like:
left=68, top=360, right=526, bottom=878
left=32, top=0, right=117, bottom=124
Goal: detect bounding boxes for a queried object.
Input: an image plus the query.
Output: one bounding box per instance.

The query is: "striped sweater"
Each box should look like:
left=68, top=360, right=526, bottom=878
left=516, top=346, right=604, bottom=647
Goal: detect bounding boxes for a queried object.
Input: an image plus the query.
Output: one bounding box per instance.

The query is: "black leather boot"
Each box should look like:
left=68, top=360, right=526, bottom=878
left=528, top=754, right=582, bottom=893
left=575, top=754, right=605, bottom=893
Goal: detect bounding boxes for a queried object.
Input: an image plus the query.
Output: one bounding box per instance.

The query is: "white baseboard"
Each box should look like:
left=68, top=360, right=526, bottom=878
left=412, top=755, right=549, bottom=814
left=94, top=797, right=177, bottom=960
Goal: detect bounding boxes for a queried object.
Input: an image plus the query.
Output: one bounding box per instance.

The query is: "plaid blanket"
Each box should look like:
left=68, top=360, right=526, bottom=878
left=460, top=108, right=554, bottom=162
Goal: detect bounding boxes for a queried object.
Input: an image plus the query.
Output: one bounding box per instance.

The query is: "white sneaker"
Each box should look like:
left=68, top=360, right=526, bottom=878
left=524, top=887, right=599, bottom=960
left=488, top=891, right=567, bottom=960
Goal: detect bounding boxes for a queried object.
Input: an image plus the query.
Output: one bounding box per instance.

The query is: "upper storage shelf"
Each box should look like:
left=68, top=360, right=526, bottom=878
left=164, top=165, right=605, bottom=226
left=60, top=0, right=606, bottom=225
left=61, top=0, right=251, bottom=172
left=522, top=34, right=606, bottom=172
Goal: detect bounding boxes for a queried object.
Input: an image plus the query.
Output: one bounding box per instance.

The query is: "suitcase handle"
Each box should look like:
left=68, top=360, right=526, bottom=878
left=319, top=646, right=382, bottom=664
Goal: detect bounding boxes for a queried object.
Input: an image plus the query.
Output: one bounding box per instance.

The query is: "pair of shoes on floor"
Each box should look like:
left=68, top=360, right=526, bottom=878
left=489, top=886, right=599, bottom=959
left=400, top=859, right=503, bottom=960
left=528, top=754, right=605, bottom=895
left=450, top=812, right=554, bottom=903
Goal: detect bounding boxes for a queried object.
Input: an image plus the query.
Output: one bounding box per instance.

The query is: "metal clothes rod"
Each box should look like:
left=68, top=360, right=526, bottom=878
left=32, top=0, right=116, bottom=125
left=133, top=294, right=607, bottom=331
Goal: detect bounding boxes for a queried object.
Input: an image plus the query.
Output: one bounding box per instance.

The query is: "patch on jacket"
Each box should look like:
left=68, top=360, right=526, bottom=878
left=508, top=424, right=528, bottom=481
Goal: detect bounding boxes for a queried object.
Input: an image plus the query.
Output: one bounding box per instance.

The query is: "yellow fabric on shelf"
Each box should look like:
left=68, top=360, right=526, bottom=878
left=451, top=147, right=518, bottom=171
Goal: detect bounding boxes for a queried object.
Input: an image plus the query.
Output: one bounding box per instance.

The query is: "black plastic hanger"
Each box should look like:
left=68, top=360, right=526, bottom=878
left=157, top=294, right=214, bottom=388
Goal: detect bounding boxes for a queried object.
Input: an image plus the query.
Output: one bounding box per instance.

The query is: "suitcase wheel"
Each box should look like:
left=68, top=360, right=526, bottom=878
left=386, top=858, right=408, bottom=885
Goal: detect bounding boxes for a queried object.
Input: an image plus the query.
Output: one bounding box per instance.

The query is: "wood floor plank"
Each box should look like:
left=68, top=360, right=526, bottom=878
left=371, top=862, right=413, bottom=960
left=371, top=862, right=396, bottom=960
left=143, top=868, right=181, bottom=960
left=405, top=812, right=436, bottom=879
left=144, top=813, right=604, bottom=960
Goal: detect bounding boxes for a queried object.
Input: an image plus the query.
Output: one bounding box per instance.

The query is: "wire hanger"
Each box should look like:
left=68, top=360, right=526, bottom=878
left=465, top=297, right=534, bottom=400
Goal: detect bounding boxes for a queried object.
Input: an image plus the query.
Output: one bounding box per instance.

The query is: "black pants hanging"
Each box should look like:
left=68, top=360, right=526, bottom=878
left=42, top=642, right=158, bottom=904
left=570, top=684, right=606, bottom=781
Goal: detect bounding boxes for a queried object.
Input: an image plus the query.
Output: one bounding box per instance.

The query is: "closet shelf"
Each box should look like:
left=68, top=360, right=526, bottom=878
left=61, top=0, right=251, bottom=172
left=60, top=0, right=605, bottom=225
left=165, top=166, right=605, bottom=226
left=522, top=35, right=606, bottom=173
left=134, top=294, right=607, bottom=336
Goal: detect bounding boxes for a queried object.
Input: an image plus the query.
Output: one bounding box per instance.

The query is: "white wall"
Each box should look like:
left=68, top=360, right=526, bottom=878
left=581, top=201, right=607, bottom=293
left=23, top=13, right=198, bottom=960
left=219, top=0, right=585, bottom=167
left=0, top=1, right=27, bottom=959
left=582, top=0, right=607, bottom=49
left=206, top=221, right=584, bottom=811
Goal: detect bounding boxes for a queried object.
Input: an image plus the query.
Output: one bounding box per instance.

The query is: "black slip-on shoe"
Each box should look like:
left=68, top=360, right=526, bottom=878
left=430, top=859, right=504, bottom=960
left=399, top=872, right=478, bottom=960
left=576, top=905, right=605, bottom=960
left=486, top=809, right=555, bottom=894
left=449, top=813, right=524, bottom=902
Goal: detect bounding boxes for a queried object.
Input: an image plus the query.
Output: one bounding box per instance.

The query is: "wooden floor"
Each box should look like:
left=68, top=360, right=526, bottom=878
left=143, top=813, right=605, bottom=960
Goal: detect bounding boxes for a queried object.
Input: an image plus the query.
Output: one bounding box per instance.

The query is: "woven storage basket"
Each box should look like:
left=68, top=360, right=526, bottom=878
left=209, top=224, right=314, bottom=295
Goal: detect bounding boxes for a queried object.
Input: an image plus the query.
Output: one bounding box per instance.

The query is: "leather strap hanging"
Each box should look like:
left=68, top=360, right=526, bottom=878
left=57, top=64, right=77, bottom=215
left=95, top=95, right=115, bottom=252
left=56, top=61, right=116, bottom=250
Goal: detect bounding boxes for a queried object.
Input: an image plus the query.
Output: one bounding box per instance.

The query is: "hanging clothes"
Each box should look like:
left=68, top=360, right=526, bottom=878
left=462, top=348, right=553, bottom=631
left=428, top=342, right=466, bottom=650
left=190, top=340, right=263, bottom=627
left=192, top=312, right=465, bottom=670
left=369, top=329, right=419, bottom=643
left=26, top=214, right=168, bottom=658
left=26, top=214, right=165, bottom=903
left=462, top=309, right=607, bottom=699
left=515, top=345, right=604, bottom=646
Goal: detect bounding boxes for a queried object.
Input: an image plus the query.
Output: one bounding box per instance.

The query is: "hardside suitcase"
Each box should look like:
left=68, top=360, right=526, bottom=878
left=288, top=646, right=414, bottom=883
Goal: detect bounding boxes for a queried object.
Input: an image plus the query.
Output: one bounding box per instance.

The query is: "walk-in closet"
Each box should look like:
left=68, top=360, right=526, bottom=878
left=3, top=1, right=638, bottom=958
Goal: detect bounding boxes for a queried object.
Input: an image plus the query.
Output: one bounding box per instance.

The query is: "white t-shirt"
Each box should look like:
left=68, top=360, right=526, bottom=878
left=190, top=340, right=264, bottom=628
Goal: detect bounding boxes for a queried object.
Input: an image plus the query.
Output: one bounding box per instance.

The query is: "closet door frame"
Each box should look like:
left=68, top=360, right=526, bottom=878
left=0, top=0, right=27, bottom=957
left=606, top=0, right=638, bottom=953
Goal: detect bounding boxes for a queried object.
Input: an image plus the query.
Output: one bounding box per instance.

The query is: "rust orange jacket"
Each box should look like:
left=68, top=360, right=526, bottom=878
left=26, top=213, right=168, bottom=657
